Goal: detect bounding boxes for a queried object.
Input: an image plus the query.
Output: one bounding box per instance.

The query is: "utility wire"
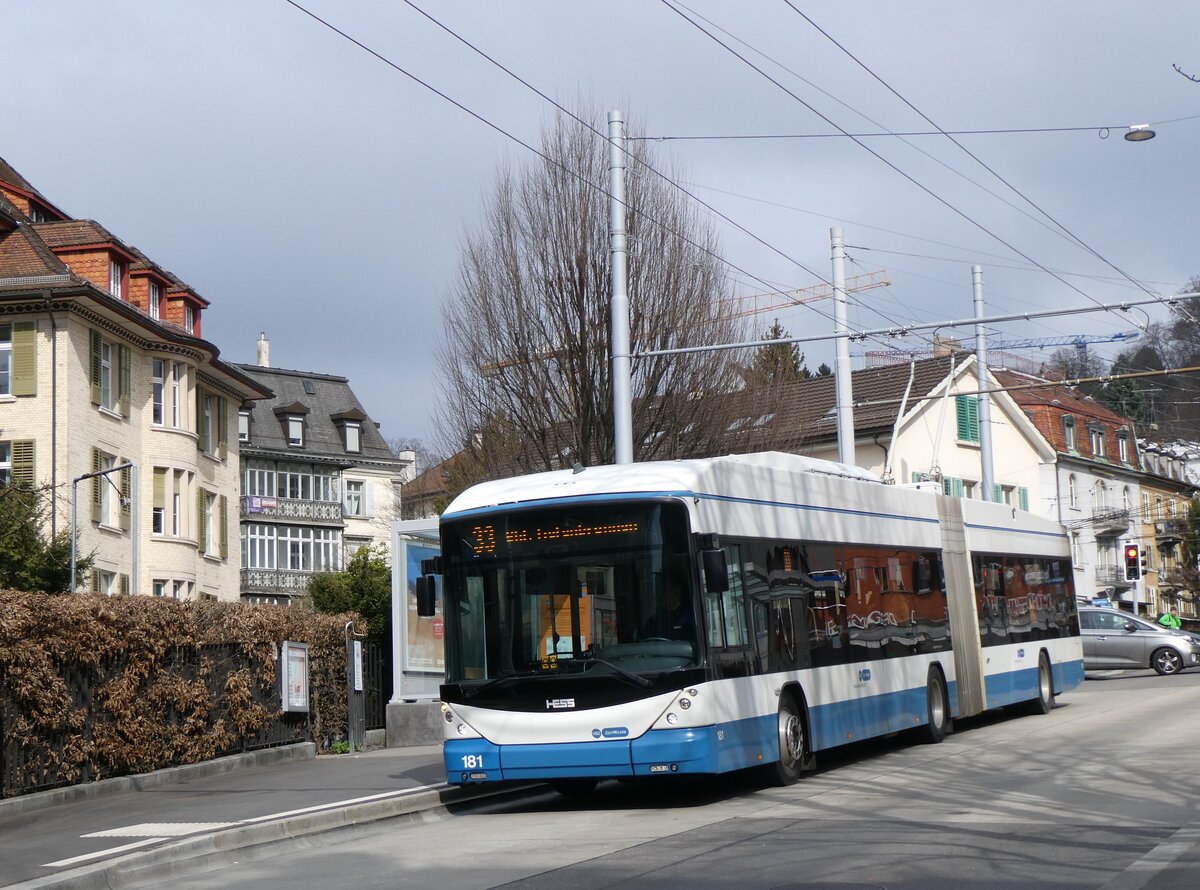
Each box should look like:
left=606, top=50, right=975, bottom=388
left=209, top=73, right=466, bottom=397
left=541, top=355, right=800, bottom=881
left=281, top=0, right=866, bottom=346
left=782, top=1, right=1159, bottom=301
left=640, top=125, right=1138, bottom=140
left=396, top=0, right=935, bottom=349
left=661, top=0, right=1150, bottom=329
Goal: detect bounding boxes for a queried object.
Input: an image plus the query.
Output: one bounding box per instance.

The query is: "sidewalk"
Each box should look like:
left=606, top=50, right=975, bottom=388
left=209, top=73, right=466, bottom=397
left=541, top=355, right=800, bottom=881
left=0, top=742, right=491, bottom=889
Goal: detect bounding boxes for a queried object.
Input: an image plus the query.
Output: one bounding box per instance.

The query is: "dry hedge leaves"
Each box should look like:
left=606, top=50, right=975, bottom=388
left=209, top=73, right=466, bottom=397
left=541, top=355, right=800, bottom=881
left=0, top=591, right=360, bottom=797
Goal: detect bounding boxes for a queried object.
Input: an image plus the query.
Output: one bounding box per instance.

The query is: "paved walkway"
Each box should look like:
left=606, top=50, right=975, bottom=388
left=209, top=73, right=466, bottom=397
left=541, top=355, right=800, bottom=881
left=0, top=743, right=451, bottom=889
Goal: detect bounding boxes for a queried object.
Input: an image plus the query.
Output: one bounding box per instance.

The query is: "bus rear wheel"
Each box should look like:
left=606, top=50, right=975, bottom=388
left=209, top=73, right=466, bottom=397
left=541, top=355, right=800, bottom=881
left=1031, top=653, right=1055, bottom=714
left=922, top=669, right=950, bottom=744
left=764, top=693, right=807, bottom=786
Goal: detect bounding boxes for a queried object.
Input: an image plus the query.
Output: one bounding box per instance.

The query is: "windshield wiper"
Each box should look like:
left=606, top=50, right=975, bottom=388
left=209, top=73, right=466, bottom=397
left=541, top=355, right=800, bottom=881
left=461, top=670, right=543, bottom=700
left=578, top=656, right=653, bottom=689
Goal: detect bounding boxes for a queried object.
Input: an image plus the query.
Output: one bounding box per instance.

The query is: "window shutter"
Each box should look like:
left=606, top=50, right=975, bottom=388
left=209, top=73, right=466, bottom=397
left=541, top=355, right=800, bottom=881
left=952, top=478, right=965, bottom=498
left=119, top=463, right=131, bottom=531
left=90, top=330, right=102, bottom=405
left=1018, top=487, right=1029, bottom=512
left=364, top=482, right=375, bottom=517
left=955, top=397, right=968, bottom=440
left=91, top=569, right=100, bottom=593
left=196, top=389, right=207, bottom=452
left=197, top=491, right=207, bottom=552
left=994, top=484, right=1002, bottom=502
left=911, top=471, right=921, bottom=483
left=91, top=448, right=102, bottom=523
left=942, top=477, right=952, bottom=496
left=219, top=495, right=228, bottom=559
left=153, top=467, right=165, bottom=509
left=11, top=440, right=35, bottom=489
left=11, top=321, right=37, bottom=396
left=118, top=345, right=131, bottom=416
left=119, top=573, right=130, bottom=595
left=217, top=397, right=228, bottom=459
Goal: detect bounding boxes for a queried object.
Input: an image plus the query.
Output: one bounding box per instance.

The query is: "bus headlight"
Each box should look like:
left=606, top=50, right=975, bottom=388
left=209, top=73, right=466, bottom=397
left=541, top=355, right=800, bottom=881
left=441, top=703, right=453, bottom=723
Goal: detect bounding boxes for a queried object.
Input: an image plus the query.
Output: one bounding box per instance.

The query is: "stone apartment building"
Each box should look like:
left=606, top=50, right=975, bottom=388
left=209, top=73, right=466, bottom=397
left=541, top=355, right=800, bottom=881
left=0, top=157, right=269, bottom=599
left=236, top=339, right=413, bottom=604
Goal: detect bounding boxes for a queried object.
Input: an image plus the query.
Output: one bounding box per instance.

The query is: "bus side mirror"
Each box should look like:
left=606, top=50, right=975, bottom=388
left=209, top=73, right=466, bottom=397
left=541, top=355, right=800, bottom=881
left=415, top=576, right=437, bottom=617
left=702, top=549, right=729, bottom=594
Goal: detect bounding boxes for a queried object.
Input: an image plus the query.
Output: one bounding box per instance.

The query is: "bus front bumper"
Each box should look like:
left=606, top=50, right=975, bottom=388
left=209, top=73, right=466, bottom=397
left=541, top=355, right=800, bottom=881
left=444, top=727, right=721, bottom=784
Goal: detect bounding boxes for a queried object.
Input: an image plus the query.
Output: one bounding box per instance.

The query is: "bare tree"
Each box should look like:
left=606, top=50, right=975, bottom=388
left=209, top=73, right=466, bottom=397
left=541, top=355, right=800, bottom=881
left=435, top=106, right=748, bottom=492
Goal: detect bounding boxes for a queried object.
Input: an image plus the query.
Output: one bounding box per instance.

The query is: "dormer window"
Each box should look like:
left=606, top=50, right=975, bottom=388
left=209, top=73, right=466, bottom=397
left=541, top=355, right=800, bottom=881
left=109, top=259, right=125, bottom=300
left=1117, top=431, right=1130, bottom=463
left=184, top=305, right=195, bottom=333
left=1062, top=416, right=1076, bottom=452
left=1089, top=423, right=1105, bottom=458
left=149, top=281, right=161, bottom=320
left=331, top=408, right=368, bottom=455
left=238, top=409, right=251, bottom=442
left=274, top=402, right=310, bottom=448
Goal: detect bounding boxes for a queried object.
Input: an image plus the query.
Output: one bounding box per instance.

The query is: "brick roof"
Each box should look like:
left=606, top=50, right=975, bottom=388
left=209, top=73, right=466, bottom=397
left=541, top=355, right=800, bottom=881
left=0, top=220, right=74, bottom=285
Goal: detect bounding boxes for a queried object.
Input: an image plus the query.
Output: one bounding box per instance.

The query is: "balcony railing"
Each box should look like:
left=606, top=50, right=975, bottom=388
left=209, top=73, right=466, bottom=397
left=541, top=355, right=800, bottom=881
left=1155, top=519, right=1188, bottom=544
left=240, top=568, right=316, bottom=594
left=1095, top=565, right=1135, bottom=590
left=240, top=496, right=344, bottom=523
left=1090, top=508, right=1131, bottom=534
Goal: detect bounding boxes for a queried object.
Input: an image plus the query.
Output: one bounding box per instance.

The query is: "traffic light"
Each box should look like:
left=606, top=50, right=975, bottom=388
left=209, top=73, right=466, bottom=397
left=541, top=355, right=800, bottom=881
left=1124, top=543, right=1141, bottom=581
left=1140, top=547, right=1149, bottom=577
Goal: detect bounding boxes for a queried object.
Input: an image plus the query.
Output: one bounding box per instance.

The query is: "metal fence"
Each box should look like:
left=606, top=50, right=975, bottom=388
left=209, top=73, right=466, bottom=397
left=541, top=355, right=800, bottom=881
left=363, top=640, right=392, bottom=731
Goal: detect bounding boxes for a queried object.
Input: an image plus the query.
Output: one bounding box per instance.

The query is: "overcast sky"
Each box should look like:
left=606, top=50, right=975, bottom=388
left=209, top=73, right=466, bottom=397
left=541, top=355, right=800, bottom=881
left=4, top=1, right=1199, bottom=452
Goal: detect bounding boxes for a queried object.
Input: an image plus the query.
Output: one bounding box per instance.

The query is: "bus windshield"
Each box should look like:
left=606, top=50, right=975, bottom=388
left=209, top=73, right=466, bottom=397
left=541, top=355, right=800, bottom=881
left=440, top=501, right=698, bottom=685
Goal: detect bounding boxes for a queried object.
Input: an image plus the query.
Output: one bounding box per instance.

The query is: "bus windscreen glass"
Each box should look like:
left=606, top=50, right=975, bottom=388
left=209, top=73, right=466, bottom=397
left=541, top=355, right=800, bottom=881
left=440, top=502, right=698, bottom=685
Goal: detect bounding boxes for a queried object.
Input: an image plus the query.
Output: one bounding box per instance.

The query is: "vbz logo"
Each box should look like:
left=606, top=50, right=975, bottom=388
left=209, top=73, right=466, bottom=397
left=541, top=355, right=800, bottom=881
left=857, top=668, right=871, bottom=682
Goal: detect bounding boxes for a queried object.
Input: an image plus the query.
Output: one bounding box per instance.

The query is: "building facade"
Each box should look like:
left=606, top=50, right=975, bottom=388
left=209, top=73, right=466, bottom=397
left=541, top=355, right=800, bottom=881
left=236, top=346, right=412, bottom=604
left=0, top=157, right=268, bottom=599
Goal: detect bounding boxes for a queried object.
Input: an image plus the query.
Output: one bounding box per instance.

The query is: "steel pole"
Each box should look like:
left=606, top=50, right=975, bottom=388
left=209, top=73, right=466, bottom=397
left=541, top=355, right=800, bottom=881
left=832, top=227, right=855, bottom=465
left=974, top=266, right=995, bottom=501
left=608, top=110, right=633, bottom=465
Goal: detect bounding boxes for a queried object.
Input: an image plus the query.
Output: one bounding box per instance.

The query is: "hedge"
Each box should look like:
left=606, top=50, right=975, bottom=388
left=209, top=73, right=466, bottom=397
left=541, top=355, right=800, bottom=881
left=0, top=590, right=359, bottom=797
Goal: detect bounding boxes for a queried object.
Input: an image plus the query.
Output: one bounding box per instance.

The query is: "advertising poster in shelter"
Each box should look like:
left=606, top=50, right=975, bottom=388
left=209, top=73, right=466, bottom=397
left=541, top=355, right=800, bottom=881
left=404, top=541, right=444, bottom=673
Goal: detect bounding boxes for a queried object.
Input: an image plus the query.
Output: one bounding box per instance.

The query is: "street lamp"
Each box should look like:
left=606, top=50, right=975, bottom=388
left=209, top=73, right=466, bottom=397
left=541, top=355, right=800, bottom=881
left=1124, top=124, right=1156, bottom=142
left=70, top=462, right=136, bottom=593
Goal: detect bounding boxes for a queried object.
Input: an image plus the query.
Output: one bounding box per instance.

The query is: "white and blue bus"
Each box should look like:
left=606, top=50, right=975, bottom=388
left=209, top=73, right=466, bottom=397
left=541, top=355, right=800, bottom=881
left=424, top=452, right=1083, bottom=791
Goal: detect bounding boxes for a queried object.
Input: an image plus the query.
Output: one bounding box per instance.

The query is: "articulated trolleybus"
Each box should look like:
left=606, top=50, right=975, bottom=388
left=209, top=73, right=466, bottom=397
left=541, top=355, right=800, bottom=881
left=423, top=452, right=1083, bottom=791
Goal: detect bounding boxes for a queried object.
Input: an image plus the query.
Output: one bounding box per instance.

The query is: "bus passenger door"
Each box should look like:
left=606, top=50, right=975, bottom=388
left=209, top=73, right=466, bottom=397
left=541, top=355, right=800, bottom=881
left=703, top=544, right=753, bottom=678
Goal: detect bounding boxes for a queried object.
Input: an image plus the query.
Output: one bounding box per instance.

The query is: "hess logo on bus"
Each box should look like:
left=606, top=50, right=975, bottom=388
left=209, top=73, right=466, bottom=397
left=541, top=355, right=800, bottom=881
left=545, top=698, right=576, bottom=710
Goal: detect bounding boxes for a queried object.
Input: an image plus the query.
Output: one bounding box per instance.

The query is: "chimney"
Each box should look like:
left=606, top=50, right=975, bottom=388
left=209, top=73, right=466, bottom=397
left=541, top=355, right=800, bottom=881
left=256, top=332, right=270, bottom=367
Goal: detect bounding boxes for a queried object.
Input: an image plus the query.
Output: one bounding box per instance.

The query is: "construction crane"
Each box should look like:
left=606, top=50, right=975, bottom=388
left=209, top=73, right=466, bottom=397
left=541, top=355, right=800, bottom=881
left=722, top=269, right=890, bottom=321
left=864, top=330, right=1140, bottom=369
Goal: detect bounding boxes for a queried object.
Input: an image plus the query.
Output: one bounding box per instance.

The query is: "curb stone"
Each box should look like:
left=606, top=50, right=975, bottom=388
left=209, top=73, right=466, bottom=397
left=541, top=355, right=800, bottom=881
left=9, top=781, right=542, bottom=890
left=0, top=743, right=316, bottom=821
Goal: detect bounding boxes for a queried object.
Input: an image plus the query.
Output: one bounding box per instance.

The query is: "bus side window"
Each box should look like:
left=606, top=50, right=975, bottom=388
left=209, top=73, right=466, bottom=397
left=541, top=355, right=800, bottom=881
left=703, top=544, right=747, bottom=650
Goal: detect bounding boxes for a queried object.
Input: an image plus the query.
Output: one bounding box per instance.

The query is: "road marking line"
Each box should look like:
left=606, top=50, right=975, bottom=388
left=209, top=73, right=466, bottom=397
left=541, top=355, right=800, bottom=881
left=43, top=838, right=167, bottom=868
left=1098, top=826, right=1200, bottom=890
left=84, top=822, right=238, bottom=837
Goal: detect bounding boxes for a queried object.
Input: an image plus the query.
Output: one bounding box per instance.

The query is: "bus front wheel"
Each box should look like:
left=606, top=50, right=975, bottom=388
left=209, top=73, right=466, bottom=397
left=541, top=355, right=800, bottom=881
left=764, top=693, right=808, bottom=786
left=923, top=670, right=950, bottom=744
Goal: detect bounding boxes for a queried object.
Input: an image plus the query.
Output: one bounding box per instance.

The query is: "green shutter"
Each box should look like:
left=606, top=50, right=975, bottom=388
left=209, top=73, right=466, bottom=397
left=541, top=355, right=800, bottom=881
left=217, top=397, right=228, bottom=460
left=90, top=330, right=102, bottom=405
left=11, top=321, right=37, bottom=396
left=1018, top=487, right=1029, bottom=512
left=91, top=569, right=101, bottom=593
left=952, top=478, right=964, bottom=498
left=119, top=463, right=131, bottom=531
left=197, top=490, right=207, bottom=553
left=912, top=471, right=922, bottom=483
left=118, top=345, right=131, bottom=416
left=994, top=484, right=1002, bottom=503
left=219, top=495, right=228, bottom=559
left=91, top=448, right=102, bottom=523
left=11, top=440, right=35, bottom=489
left=956, top=396, right=980, bottom=442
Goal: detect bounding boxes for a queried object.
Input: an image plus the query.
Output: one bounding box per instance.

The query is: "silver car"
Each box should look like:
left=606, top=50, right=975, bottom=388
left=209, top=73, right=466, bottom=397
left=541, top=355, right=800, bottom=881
left=1079, top=607, right=1200, bottom=675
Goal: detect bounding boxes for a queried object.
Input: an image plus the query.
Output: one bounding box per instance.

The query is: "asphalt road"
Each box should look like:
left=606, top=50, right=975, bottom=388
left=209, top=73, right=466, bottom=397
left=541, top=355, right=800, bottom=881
left=161, top=670, right=1200, bottom=890
left=0, top=744, right=446, bottom=886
